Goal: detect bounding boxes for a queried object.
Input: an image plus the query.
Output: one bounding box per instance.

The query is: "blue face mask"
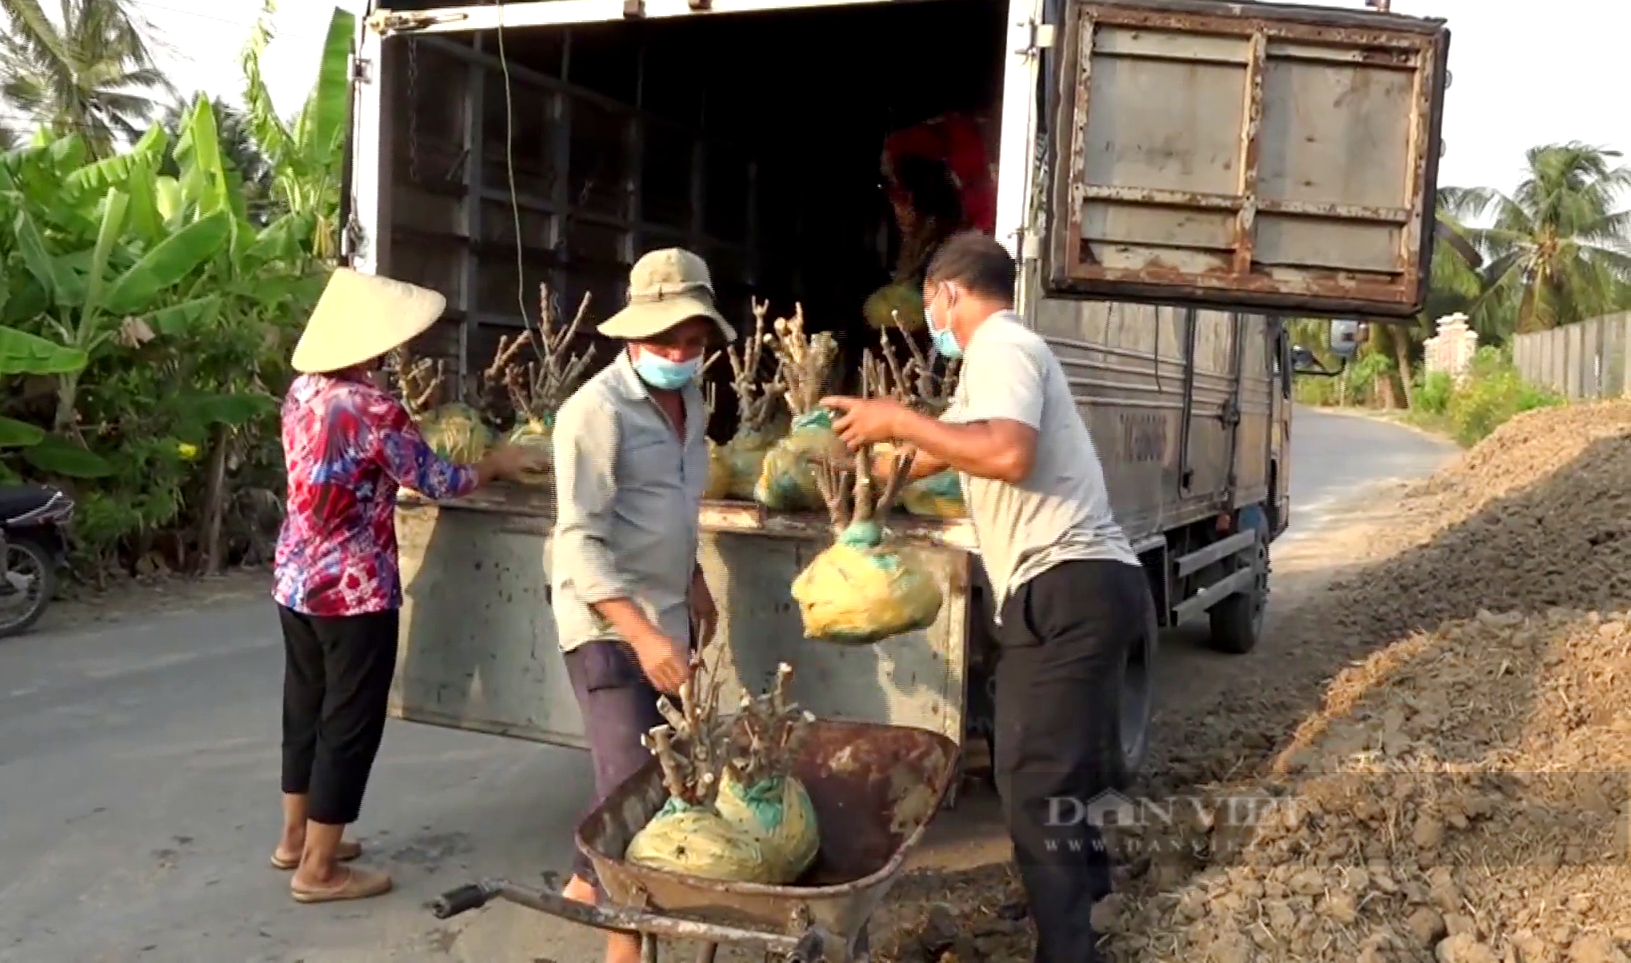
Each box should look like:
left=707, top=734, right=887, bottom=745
left=926, top=286, right=964, bottom=360
left=632, top=349, right=702, bottom=391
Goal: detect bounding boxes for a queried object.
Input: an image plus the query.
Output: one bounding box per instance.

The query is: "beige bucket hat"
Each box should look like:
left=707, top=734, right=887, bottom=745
left=291, top=268, right=448, bottom=374
left=598, top=248, right=737, bottom=343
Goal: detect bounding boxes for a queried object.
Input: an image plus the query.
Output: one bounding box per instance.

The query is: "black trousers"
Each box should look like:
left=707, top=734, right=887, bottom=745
left=993, top=559, right=1144, bottom=963
left=278, top=605, right=400, bottom=826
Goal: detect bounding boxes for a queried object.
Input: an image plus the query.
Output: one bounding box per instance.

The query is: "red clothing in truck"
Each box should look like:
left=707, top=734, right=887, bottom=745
left=881, top=111, right=997, bottom=235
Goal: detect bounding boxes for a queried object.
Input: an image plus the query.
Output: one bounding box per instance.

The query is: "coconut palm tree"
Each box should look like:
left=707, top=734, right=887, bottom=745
left=1446, top=143, right=1631, bottom=334
left=0, top=0, right=173, bottom=157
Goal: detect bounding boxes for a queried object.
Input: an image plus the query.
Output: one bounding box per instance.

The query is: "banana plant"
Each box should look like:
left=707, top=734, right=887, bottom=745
left=242, top=1, right=354, bottom=260
left=10, top=180, right=231, bottom=432
left=0, top=326, right=111, bottom=477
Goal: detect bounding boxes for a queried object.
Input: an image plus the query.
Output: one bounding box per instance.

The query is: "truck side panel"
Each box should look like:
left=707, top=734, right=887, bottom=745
left=391, top=499, right=972, bottom=749
left=1033, top=297, right=1273, bottom=542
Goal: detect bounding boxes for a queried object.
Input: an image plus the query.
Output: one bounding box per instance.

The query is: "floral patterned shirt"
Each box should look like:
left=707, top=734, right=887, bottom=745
left=274, top=373, right=479, bottom=616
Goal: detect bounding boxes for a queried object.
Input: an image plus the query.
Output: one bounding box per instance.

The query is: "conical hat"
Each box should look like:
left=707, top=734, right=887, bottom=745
left=291, top=268, right=448, bottom=374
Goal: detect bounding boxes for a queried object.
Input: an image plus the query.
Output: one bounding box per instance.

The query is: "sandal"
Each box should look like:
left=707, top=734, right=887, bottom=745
left=290, top=865, right=393, bottom=904
left=270, top=839, right=363, bottom=871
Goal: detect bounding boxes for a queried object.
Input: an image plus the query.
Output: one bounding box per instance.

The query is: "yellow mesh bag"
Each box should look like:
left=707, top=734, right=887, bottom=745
left=506, top=418, right=553, bottom=486
left=624, top=799, right=773, bottom=883
left=705, top=439, right=732, bottom=499
left=790, top=521, right=943, bottom=643
left=420, top=402, right=493, bottom=464
left=722, top=427, right=779, bottom=501
left=901, top=470, right=966, bottom=519
left=754, top=411, right=837, bottom=512
left=863, top=282, right=925, bottom=333
left=714, top=769, right=820, bottom=884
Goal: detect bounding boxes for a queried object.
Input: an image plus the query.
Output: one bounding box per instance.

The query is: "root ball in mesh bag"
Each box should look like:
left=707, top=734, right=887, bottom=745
left=789, top=351, right=945, bottom=643
left=485, top=286, right=597, bottom=487
left=712, top=665, right=821, bottom=883
left=623, top=659, right=823, bottom=885
left=900, top=470, right=966, bottom=520
left=624, top=798, right=772, bottom=883
left=754, top=306, right=839, bottom=512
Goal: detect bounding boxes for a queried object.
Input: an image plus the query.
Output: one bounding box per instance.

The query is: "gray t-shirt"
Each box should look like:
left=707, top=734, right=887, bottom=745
left=941, top=311, right=1140, bottom=622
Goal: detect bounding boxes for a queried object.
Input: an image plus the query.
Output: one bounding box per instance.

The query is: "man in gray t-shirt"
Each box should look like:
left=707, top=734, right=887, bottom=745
left=823, top=232, right=1143, bottom=963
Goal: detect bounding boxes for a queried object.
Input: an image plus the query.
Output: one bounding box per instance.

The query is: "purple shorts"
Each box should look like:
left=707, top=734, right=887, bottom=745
left=562, top=639, right=669, bottom=888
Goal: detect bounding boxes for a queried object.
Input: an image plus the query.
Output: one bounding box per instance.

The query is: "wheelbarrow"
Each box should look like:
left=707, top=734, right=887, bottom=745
left=430, top=718, right=960, bottom=962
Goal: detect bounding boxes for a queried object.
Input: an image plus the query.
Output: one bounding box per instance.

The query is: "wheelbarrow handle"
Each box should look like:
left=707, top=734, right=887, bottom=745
left=430, top=882, right=498, bottom=919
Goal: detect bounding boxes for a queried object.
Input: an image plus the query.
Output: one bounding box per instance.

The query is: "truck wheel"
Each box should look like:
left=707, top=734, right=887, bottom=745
left=1208, top=513, right=1269, bottom=655
left=1105, top=583, right=1157, bottom=790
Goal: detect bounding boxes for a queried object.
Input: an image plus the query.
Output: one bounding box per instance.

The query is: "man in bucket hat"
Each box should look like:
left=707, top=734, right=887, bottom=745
left=274, top=269, right=546, bottom=903
left=550, top=249, right=735, bottom=963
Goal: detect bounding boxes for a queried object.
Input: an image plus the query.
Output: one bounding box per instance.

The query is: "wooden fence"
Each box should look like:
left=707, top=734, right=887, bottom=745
left=1512, top=313, right=1631, bottom=399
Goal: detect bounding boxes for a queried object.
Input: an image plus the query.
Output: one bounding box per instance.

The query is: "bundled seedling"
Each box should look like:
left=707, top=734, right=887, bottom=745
left=790, top=350, right=945, bottom=643
left=714, top=663, right=821, bottom=883
left=386, top=348, right=494, bottom=466
left=624, top=658, right=821, bottom=885
left=753, top=305, right=841, bottom=512
left=490, top=285, right=597, bottom=486
left=876, top=324, right=968, bottom=520
left=718, top=299, right=788, bottom=501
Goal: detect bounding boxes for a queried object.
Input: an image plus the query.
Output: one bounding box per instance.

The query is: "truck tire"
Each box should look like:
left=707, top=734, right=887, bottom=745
left=1105, top=582, right=1158, bottom=790
left=1208, top=509, right=1270, bottom=655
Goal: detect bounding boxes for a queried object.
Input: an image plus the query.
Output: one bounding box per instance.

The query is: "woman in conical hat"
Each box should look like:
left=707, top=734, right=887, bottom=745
left=271, top=268, right=545, bottom=904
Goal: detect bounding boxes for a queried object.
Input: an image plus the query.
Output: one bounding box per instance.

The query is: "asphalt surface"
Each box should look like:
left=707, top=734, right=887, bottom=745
left=0, top=406, right=1455, bottom=963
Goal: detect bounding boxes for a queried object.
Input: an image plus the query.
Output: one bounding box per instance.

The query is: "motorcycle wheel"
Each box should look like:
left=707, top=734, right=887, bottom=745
left=0, top=536, right=56, bottom=639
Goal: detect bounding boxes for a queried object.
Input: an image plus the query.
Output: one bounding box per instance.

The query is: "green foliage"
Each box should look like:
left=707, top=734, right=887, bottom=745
left=1401, top=347, right=1564, bottom=447
left=1413, top=371, right=1454, bottom=416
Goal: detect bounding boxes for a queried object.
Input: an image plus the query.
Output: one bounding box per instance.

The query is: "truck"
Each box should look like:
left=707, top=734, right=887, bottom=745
left=341, top=0, right=1450, bottom=792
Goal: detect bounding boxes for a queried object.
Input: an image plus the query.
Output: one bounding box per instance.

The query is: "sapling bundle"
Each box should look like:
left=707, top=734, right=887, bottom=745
left=718, top=299, right=787, bottom=501
left=386, top=349, right=494, bottom=466
left=789, top=352, right=945, bottom=643
left=876, top=325, right=967, bottom=520
left=623, top=657, right=821, bottom=885
left=712, top=663, right=821, bottom=884
left=493, top=285, right=597, bottom=485
left=753, top=306, right=840, bottom=512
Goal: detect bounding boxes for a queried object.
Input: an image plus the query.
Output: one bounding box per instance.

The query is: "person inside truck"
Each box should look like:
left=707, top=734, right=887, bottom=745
left=820, top=232, right=1144, bottom=963
left=550, top=248, right=733, bottom=963
left=272, top=269, right=546, bottom=904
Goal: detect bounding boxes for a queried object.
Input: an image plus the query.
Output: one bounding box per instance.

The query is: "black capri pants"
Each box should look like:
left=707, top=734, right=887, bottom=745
left=278, top=604, right=400, bottom=826
left=993, top=558, right=1146, bottom=963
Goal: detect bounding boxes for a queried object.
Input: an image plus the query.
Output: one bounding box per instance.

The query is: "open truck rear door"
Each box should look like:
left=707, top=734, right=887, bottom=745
left=1044, top=0, right=1450, bottom=320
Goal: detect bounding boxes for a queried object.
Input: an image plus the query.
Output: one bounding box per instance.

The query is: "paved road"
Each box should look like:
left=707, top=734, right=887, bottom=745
left=0, top=406, right=1453, bottom=963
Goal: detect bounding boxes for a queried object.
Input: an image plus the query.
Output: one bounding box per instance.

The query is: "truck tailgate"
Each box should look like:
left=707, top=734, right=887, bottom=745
left=1045, top=0, right=1450, bottom=319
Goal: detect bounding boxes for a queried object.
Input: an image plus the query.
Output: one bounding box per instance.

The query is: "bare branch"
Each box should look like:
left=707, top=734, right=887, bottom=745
left=725, top=299, right=785, bottom=432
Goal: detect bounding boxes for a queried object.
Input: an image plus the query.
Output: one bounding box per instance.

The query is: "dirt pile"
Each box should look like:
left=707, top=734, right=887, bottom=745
left=874, top=402, right=1631, bottom=962
left=1100, top=606, right=1631, bottom=963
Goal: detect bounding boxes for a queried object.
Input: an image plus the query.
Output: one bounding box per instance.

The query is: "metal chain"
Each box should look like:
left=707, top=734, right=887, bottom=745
left=407, top=37, right=422, bottom=186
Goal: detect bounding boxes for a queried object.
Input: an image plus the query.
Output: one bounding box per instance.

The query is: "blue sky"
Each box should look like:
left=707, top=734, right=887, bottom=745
left=141, top=0, right=1627, bottom=197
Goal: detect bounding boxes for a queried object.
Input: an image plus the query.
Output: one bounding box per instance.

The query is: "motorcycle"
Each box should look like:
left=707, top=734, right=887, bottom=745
left=0, top=484, right=74, bottom=638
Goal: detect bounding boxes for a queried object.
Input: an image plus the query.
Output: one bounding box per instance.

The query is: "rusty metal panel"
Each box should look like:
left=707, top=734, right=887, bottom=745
left=391, top=500, right=971, bottom=749
left=1047, top=0, right=1450, bottom=319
